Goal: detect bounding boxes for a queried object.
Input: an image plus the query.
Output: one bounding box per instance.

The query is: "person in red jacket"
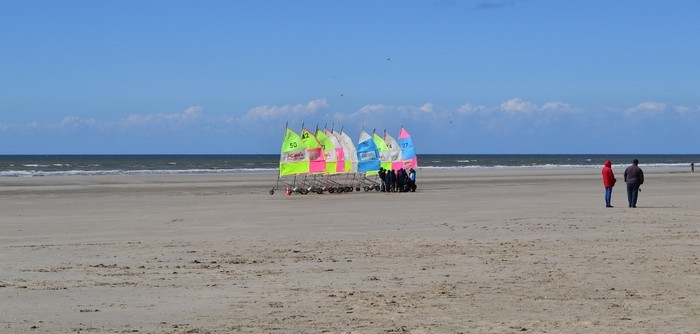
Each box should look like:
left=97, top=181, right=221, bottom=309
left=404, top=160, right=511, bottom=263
left=602, top=160, right=617, bottom=207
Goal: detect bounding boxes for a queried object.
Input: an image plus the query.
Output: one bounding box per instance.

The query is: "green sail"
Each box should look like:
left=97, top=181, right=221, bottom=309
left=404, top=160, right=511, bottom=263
left=279, top=128, right=309, bottom=176
left=373, top=133, right=392, bottom=172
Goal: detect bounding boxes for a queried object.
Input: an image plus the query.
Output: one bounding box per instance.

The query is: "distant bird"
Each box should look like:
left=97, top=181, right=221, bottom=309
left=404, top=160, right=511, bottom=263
left=386, top=57, right=391, bottom=61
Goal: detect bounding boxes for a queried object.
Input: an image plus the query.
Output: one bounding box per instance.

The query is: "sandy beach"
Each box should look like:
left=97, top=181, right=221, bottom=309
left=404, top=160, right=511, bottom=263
left=1, top=168, right=698, bottom=333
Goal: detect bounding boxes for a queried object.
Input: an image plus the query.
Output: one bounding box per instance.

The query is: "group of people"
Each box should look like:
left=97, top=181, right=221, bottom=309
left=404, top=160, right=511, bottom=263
left=601, top=159, right=644, bottom=208
left=378, top=167, right=416, bottom=192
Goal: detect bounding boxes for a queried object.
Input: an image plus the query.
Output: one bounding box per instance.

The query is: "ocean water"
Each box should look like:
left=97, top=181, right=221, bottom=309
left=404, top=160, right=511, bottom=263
left=0, top=154, right=698, bottom=177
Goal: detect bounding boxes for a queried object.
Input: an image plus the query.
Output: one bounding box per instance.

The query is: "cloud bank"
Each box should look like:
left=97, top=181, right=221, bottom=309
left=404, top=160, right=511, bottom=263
left=2, top=97, right=699, bottom=153
left=2, top=98, right=696, bottom=133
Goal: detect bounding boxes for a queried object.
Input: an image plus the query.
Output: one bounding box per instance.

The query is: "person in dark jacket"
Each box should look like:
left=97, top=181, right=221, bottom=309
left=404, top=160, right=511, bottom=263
left=623, top=159, right=644, bottom=208
left=408, top=168, right=416, bottom=192
left=378, top=168, right=387, bottom=192
left=397, top=168, right=405, bottom=192
left=601, top=160, right=617, bottom=207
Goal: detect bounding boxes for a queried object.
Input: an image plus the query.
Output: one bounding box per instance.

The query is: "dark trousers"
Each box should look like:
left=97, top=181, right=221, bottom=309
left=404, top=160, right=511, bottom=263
left=626, top=183, right=640, bottom=207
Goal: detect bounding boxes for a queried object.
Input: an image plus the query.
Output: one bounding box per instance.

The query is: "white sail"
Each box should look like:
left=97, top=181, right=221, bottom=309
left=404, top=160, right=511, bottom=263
left=333, top=129, right=358, bottom=173
left=383, top=132, right=403, bottom=170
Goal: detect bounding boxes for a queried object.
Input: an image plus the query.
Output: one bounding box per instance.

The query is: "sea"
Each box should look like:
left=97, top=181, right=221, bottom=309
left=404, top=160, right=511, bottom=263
left=1, top=154, right=698, bottom=178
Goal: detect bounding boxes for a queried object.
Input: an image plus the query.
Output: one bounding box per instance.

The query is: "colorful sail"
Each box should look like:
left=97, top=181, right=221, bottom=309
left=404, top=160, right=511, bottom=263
left=301, top=128, right=326, bottom=174
left=279, top=128, right=309, bottom=176
left=357, top=130, right=380, bottom=173
left=315, top=129, right=338, bottom=174
left=397, top=127, right=417, bottom=169
left=383, top=132, right=404, bottom=171
left=373, top=132, right=392, bottom=172
left=324, top=129, right=345, bottom=173
left=333, top=130, right=357, bottom=173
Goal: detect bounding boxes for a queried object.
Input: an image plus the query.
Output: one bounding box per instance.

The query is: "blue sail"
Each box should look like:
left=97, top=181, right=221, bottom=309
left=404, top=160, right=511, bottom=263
left=357, top=130, right=381, bottom=173
left=397, top=127, right=417, bottom=168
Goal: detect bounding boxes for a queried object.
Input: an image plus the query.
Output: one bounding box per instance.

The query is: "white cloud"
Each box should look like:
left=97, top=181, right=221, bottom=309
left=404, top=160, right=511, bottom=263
left=332, top=98, right=584, bottom=133
left=625, top=101, right=667, bottom=115
left=357, top=104, right=387, bottom=115
left=181, top=106, right=203, bottom=120
left=1, top=117, right=99, bottom=133
left=353, top=102, right=439, bottom=119
left=455, top=98, right=588, bottom=133
left=490, top=99, right=578, bottom=115
left=0, top=123, right=19, bottom=131
left=458, top=103, right=489, bottom=115
left=500, top=98, right=538, bottom=113
left=675, top=106, right=700, bottom=115
left=243, top=99, right=328, bottom=121
left=54, top=116, right=98, bottom=130
left=675, top=106, right=692, bottom=113
left=541, top=101, right=574, bottom=112
left=333, top=104, right=389, bottom=126
left=334, top=102, right=439, bottom=129
left=5, top=99, right=697, bottom=144
left=122, top=106, right=204, bottom=126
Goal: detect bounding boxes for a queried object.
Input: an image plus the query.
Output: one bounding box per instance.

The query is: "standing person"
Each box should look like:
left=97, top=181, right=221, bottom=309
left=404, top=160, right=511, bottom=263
left=378, top=168, right=386, bottom=192
left=624, top=159, right=644, bottom=208
left=692, top=162, right=695, bottom=173
left=409, top=168, right=416, bottom=192
left=397, top=168, right=405, bottom=192
left=602, top=160, right=617, bottom=207
left=387, top=169, right=395, bottom=192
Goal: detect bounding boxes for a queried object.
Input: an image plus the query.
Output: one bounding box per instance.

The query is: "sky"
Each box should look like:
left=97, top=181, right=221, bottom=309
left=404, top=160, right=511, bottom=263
left=2, top=0, right=699, bottom=154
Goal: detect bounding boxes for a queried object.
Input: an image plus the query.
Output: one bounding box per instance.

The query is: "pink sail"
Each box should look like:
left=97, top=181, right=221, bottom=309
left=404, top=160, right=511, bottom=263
left=301, top=128, right=326, bottom=174
left=397, top=127, right=417, bottom=169
left=325, top=129, right=345, bottom=173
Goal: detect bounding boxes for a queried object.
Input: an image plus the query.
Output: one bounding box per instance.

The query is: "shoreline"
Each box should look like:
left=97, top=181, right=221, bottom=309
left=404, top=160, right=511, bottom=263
left=2, top=153, right=697, bottom=178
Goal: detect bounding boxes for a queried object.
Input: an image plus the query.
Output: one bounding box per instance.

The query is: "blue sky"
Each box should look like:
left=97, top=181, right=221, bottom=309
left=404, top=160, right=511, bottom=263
left=2, top=0, right=699, bottom=154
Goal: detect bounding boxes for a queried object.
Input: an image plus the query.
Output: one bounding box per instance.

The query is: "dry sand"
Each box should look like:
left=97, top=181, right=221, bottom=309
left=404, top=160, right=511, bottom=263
left=1, top=168, right=699, bottom=333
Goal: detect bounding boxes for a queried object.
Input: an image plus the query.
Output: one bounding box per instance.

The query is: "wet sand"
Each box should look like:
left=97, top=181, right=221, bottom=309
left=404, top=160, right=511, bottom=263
left=1, top=168, right=699, bottom=333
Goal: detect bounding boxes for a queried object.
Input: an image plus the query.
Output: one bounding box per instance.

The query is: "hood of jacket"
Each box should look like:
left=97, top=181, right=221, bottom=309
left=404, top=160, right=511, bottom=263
left=605, top=160, right=612, bottom=168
